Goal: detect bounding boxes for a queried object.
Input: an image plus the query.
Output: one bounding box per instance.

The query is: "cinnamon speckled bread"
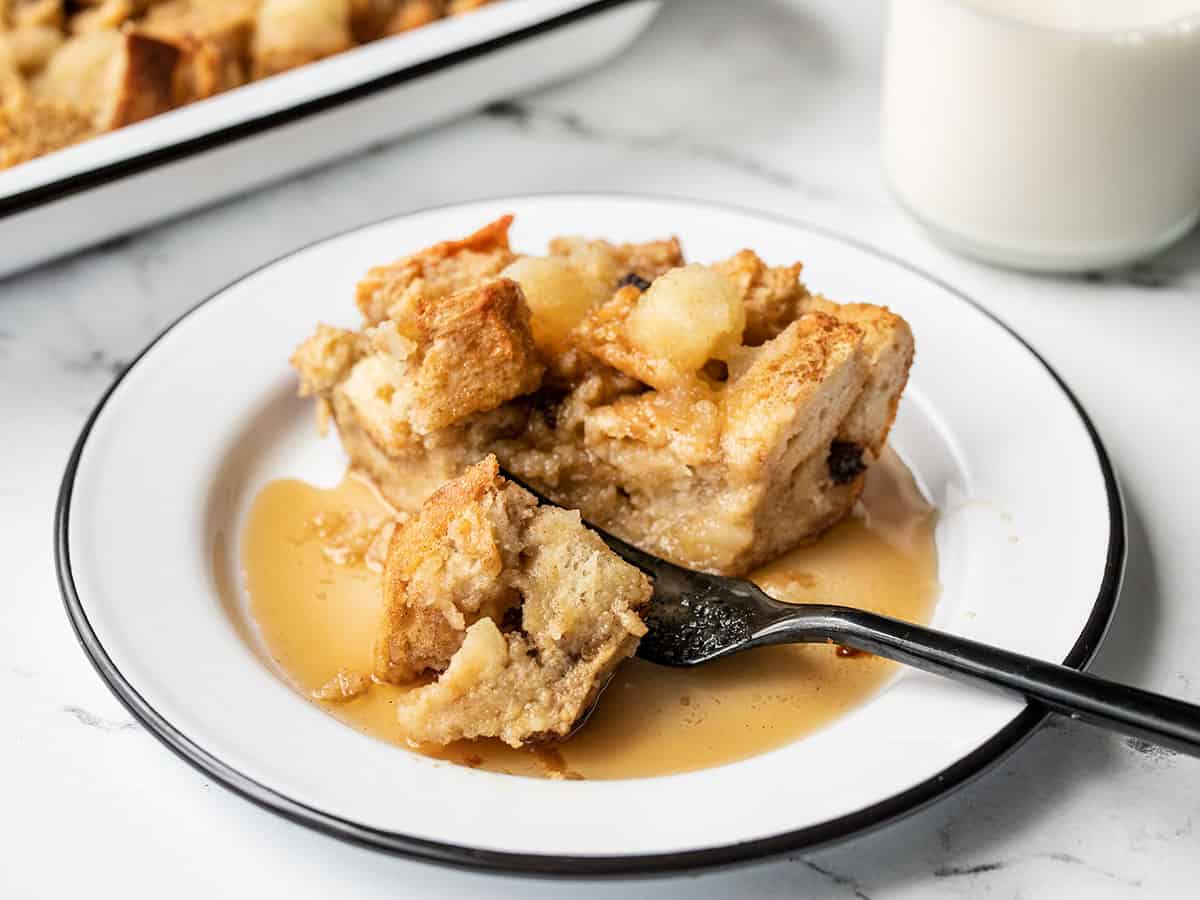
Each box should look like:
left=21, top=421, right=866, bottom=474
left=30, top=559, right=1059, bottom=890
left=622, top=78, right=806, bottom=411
left=291, top=216, right=915, bottom=576
left=378, top=456, right=651, bottom=747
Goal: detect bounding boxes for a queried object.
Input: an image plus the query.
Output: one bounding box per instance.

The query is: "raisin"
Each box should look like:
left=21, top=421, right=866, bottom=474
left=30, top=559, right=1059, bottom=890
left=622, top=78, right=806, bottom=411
left=528, top=385, right=568, bottom=431
left=616, top=272, right=652, bottom=291
left=828, top=441, right=867, bottom=484
left=499, top=605, right=523, bottom=633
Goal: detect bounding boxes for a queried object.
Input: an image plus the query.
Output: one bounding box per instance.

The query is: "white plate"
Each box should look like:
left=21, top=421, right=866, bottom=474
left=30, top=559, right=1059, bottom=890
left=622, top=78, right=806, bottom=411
left=0, top=1, right=661, bottom=278
left=56, top=194, right=1123, bottom=875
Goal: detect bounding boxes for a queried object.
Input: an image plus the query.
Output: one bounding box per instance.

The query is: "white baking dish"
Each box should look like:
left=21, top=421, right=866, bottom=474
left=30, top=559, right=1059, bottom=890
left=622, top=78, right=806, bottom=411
left=0, top=0, right=661, bottom=279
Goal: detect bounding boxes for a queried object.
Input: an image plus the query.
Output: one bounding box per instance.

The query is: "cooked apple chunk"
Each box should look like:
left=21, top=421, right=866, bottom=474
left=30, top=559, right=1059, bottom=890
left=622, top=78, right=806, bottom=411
left=499, top=256, right=610, bottom=356
left=379, top=457, right=652, bottom=746
left=625, top=264, right=744, bottom=385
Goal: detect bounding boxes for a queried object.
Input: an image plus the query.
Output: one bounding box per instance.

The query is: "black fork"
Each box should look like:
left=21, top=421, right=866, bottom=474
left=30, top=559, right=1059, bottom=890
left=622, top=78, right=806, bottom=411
left=504, top=469, right=1200, bottom=758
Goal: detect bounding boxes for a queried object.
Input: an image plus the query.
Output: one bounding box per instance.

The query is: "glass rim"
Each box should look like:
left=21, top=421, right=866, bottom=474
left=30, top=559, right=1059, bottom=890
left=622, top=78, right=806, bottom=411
left=930, top=0, right=1200, bottom=38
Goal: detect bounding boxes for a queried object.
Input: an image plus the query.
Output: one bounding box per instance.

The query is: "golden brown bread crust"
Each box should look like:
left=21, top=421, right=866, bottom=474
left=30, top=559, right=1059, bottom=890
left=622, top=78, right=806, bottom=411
left=355, top=215, right=517, bottom=326
left=404, top=278, right=545, bottom=433
left=571, top=284, right=688, bottom=392
left=316, top=277, right=544, bottom=454
left=138, top=0, right=256, bottom=103
left=293, top=218, right=917, bottom=577
left=714, top=248, right=810, bottom=345
left=804, top=295, right=915, bottom=458
left=376, top=455, right=532, bottom=682
left=103, top=32, right=179, bottom=128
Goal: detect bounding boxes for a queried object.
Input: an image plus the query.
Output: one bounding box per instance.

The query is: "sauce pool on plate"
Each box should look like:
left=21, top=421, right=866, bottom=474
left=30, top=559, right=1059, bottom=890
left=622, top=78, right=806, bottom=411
left=239, top=448, right=939, bottom=780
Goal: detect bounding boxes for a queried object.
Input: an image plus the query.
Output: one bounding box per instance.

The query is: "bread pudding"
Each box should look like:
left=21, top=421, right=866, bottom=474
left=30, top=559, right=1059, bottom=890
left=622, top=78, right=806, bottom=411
left=0, top=0, right=499, bottom=170
left=291, top=215, right=914, bottom=577
left=374, top=455, right=650, bottom=747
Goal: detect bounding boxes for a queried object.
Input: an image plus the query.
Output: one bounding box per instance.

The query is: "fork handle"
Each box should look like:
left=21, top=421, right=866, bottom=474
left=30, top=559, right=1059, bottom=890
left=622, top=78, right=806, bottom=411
left=752, top=604, right=1200, bottom=758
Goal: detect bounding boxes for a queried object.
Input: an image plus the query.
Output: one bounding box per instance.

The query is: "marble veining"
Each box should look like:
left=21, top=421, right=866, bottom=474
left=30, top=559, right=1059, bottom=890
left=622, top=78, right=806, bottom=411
left=803, top=860, right=872, bottom=900
left=483, top=101, right=817, bottom=193
left=2, top=0, right=1199, bottom=897
left=61, top=705, right=138, bottom=732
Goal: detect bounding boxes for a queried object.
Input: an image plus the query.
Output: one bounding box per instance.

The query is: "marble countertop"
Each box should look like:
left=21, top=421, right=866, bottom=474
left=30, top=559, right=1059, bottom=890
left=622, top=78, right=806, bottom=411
left=3, top=1, right=1198, bottom=897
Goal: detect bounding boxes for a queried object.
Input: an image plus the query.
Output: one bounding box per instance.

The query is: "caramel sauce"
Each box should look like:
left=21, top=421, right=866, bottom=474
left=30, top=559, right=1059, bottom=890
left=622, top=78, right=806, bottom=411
left=239, top=449, right=939, bottom=780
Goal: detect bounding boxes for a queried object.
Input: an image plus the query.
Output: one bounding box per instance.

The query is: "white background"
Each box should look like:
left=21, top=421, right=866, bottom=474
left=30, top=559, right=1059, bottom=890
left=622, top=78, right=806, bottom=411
left=3, top=1, right=1198, bottom=897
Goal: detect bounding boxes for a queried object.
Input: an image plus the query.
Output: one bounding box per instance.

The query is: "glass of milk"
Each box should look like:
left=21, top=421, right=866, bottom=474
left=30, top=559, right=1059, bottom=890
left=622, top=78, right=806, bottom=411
left=882, top=0, right=1200, bottom=272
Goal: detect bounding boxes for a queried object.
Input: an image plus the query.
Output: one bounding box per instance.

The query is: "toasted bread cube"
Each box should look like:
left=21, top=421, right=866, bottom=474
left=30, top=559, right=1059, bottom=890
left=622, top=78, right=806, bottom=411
left=499, top=255, right=611, bottom=356
left=714, top=249, right=810, bottom=346
left=356, top=215, right=516, bottom=326
left=403, top=277, right=544, bottom=433
left=722, top=313, right=865, bottom=474
left=804, top=296, right=915, bottom=458
left=386, top=457, right=651, bottom=746
left=625, top=264, right=744, bottom=384
left=334, top=278, right=543, bottom=446
left=718, top=314, right=869, bottom=570
left=139, top=0, right=256, bottom=102
left=375, top=455, right=534, bottom=682
left=252, top=0, right=353, bottom=79
left=34, top=29, right=178, bottom=131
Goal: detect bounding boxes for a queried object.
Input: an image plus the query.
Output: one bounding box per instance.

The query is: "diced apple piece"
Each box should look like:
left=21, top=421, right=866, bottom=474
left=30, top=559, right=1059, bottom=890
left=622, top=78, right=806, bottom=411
left=625, top=264, right=744, bottom=373
left=500, top=256, right=609, bottom=355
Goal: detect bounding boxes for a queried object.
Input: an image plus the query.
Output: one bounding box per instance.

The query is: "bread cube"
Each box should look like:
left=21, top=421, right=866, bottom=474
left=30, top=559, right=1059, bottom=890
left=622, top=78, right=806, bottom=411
left=714, top=249, right=809, bottom=345
left=384, top=456, right=651, bottom=747
left=33, top=29, right=177, bottom=130
left=375, top=455, right=535, bottom=682
left=299, top=277, right=542, bottom=461
left=804, top=296, right=915, bottom=459
left=252, top=0, right=353, bottom=79
left=139, top=0, right=256, bottom=103
left=355, top=215, right=516, bottom=326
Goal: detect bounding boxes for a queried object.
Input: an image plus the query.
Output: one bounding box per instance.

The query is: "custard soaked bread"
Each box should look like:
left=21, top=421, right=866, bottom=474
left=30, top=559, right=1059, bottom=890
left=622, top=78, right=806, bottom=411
left=291, top=215, right=914, bottom=576
left=378, top=456, right=651, bottom=747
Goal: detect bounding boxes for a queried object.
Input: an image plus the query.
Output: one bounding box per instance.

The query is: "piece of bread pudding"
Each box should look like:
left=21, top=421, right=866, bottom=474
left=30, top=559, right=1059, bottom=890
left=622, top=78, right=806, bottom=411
left=291, top=215, right=914, bottom=576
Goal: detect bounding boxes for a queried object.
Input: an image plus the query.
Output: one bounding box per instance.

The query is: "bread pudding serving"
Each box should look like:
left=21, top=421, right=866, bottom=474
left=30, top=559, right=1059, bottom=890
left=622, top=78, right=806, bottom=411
left=278, top=215, right=917, bottom=752
left=292, top=215, right=914, bottom=577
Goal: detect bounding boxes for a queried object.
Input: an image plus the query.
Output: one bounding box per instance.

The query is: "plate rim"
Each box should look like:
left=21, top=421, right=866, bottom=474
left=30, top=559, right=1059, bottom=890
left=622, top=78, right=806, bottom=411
left=54, top=192, right=1126, bottom=878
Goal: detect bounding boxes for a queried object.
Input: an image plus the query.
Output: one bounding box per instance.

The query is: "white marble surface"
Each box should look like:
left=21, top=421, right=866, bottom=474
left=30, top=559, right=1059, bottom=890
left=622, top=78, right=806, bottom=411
left=3, top=1, right=1199, bottom=897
